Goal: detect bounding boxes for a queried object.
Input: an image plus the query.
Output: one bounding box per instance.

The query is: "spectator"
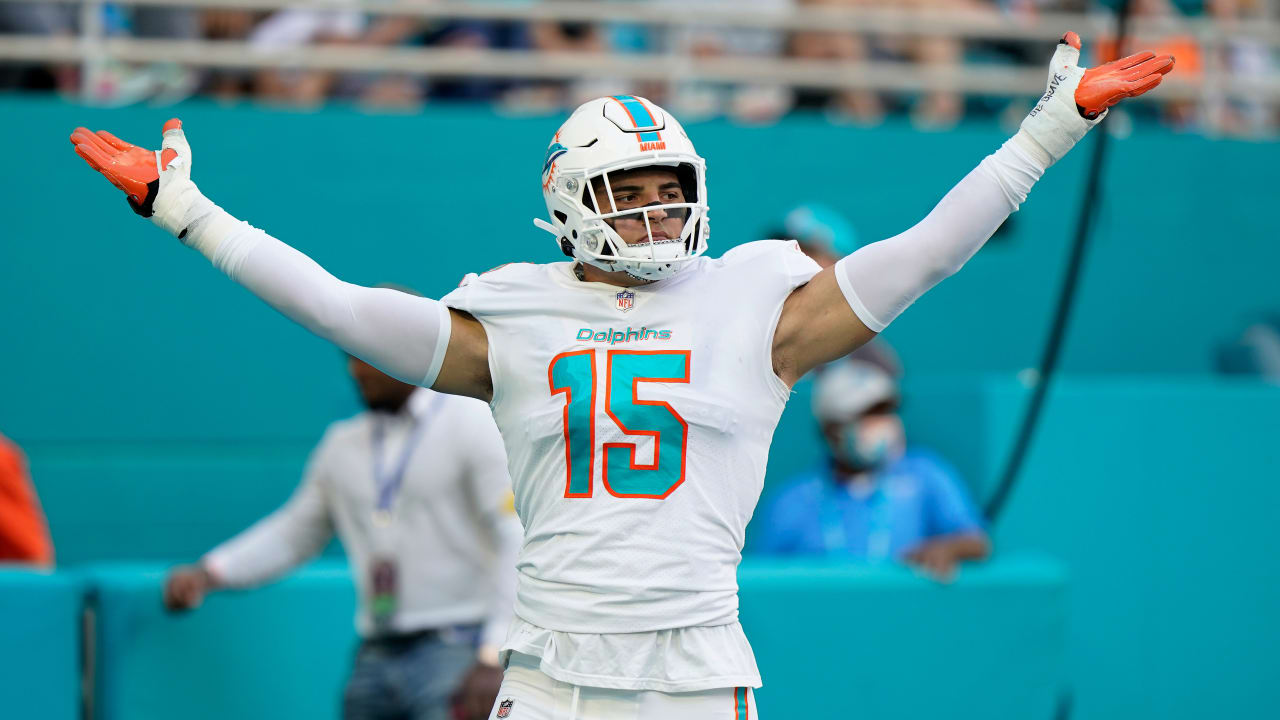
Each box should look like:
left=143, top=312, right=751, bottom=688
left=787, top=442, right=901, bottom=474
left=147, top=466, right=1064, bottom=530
left=772, top=201, right=860, bottom=268
left=504, top=5, right=626, bottom=110
left=123, top=4, right=202, bottom=103
left=248, top=5, right=366, bottom=107
left=1217, top=314, right=1280, bottom=381
left=0, top=432, right=54, bottom=567
left=787, top=0, right=885, bottom=123
left=790, top=0, right=994, bottom=127
left=0, top=1, right=77, bottom=93
left=163, top=353, right=520, bottom=720
left=351, top=17, right=521, bottom=108
left=0, top=2, right=211, bottom=101
left=897, top=0, right=978, bottom=128
left=757, top=355, right=990, bottom=580
left=659, top=0, right=794, bottom=123
left=1204, top=0, right=1275, bottom=137
left=200, top=7, right=264, bottom=100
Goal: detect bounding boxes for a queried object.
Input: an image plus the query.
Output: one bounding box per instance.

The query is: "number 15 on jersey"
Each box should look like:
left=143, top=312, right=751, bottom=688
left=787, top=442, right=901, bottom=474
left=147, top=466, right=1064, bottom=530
left=548, top=349, right=690, bottom=500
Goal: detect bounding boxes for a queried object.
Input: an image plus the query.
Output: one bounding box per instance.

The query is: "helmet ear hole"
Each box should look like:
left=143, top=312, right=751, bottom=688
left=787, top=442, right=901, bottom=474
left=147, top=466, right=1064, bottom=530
left=559, top=238, right=575, bottom=257
left=676, top=164, right=699, bottom=203
left=554, top=210, right=568, bottom=224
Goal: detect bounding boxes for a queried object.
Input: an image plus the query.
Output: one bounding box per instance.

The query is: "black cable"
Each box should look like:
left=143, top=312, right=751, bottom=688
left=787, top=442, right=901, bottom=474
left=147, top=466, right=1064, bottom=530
left=1054, top=690, right=1075, bottom=720
left=984, top=1, right=1136, bottom=522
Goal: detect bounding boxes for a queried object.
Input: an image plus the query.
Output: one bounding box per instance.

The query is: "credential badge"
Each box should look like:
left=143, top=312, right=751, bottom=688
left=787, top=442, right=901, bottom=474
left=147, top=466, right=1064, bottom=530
left=616, top=289, right=635, bottom=313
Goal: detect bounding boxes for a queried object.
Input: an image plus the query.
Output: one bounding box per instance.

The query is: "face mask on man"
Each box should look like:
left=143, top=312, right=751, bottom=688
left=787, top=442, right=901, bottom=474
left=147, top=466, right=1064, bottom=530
left=832, top=413, right=905, bottom=471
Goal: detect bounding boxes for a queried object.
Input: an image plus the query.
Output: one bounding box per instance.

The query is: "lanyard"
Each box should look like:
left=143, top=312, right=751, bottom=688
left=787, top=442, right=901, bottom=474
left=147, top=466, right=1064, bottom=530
left=821, top=470, right=892, bottom=560
left=369, top=395, right=440, bottom=522
left=864, top=484, right=893, bottom=561
left=819, top=485, right=849, bottom=554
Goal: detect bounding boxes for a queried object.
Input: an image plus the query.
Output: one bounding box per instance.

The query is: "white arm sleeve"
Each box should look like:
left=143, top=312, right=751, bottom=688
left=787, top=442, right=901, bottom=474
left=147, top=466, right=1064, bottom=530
left=835, top=133, right=1048, bottom=332
left=203, top=444, right=336, bottom=588
left=182, top=209, right=452, bottom=387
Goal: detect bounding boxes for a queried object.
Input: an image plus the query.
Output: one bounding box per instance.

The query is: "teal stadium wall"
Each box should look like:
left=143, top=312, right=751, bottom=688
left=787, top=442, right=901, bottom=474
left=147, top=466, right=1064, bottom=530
left=1, top=97, right=1277, bottom=719
left=73, top=558, right=1066, bottom=720
left=0, top=568, right=81, bottom=720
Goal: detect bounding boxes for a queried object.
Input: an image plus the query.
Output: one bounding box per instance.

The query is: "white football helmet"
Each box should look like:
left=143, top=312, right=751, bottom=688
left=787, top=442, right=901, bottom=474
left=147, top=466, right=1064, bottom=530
left=534, top=95, right=709, bottom=281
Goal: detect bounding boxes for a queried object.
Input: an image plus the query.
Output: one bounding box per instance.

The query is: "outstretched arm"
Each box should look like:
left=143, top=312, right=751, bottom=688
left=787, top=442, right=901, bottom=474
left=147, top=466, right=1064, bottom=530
left=68, top=121, right=492, bottom=400
left=773, top=32, right=1174, bottom=385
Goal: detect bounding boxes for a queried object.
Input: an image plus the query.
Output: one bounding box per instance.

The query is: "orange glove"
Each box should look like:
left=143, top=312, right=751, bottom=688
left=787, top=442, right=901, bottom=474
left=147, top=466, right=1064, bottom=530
left=69, top=117, right=213, bottom=245
left=1073, top=31, right=1176, bottom=120
left=70, top=118, right=182, bottom=217
left=1019, top=32, right=1175, bottom=165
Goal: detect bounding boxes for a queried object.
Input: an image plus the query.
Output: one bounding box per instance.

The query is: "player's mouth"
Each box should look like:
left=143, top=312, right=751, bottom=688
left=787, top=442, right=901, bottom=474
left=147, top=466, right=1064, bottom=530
left=622, top=231, right=680, bottom=245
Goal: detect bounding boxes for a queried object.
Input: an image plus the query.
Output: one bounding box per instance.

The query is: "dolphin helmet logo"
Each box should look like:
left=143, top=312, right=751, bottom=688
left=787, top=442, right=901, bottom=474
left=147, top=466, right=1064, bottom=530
left=542, top=142, right=568, bottom=178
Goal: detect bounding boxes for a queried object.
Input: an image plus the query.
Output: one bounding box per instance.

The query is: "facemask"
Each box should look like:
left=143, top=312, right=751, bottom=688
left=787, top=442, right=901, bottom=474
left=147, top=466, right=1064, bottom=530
left=833, top=414, right=905, bottom=471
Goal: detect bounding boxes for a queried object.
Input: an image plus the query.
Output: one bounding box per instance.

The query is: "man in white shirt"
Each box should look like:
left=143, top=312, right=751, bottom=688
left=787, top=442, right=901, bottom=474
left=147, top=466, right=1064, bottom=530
left=163, top=354, right=522, bottom=720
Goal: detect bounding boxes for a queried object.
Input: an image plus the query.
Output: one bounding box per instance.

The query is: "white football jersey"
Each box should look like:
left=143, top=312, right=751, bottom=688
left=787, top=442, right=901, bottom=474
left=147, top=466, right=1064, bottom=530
left=443, top=239, right=819, bottom=640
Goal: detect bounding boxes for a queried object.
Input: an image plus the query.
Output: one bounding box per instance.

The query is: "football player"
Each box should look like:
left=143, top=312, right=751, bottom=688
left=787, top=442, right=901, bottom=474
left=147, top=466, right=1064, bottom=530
left=71, top=33, right=1171, bottom=720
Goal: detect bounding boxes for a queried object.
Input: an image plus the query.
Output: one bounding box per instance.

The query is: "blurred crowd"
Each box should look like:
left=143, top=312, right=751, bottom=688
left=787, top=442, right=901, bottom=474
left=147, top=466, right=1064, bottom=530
left=1, top=1, right=1275, bottom=128
left=3, top=0, right=1277, bottom=134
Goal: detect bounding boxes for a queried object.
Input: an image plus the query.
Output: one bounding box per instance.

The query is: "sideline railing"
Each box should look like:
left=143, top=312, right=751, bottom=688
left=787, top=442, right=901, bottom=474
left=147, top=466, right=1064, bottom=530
left=0, top=1, right=1275, bottom=106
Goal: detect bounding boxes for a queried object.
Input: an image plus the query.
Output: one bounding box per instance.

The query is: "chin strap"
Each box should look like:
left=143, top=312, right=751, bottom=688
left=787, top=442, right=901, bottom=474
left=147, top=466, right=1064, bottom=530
left=534, top=217, right=580, bottom=259
left=534, top=217, right=657, bottom=282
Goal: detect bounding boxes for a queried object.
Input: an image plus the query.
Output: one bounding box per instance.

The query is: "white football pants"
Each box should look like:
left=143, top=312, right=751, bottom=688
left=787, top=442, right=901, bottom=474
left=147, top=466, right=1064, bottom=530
left=488, top=652, right=758, bottom=720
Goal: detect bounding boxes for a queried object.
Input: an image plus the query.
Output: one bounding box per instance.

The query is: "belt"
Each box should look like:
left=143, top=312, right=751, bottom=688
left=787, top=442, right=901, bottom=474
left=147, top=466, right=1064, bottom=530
left=363, top=623, right=483, bottom=651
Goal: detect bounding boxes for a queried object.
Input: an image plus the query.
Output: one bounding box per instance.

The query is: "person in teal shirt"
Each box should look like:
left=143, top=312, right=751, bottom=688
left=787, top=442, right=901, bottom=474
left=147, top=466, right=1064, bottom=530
left=758, top=353, right=990, bottom=580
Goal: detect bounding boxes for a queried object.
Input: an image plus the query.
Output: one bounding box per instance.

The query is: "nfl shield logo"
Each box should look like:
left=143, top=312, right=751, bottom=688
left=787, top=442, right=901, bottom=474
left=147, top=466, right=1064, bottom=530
left=496, top=699, right=515, bottom=718
left=616, top=290, right=635, bottom=313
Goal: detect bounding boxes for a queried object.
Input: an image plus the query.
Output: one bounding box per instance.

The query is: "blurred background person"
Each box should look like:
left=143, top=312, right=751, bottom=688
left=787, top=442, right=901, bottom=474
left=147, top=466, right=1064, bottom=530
left=757, top=353, right=990, bottom=580
left=163, top=353, right=520, bottom=720
left=114, top=1, right=203, bottom=102
left=1203, top=0, right=1275, bottom=137
left=0, top=1, right=203, bottom=103
left=3, top=0, right=1273, bottom=134
left=322, top=9, right=523, bottom=110
left=1217, top=313, right=1280, bottom=381
left=0, top=432, right=54, bottom=567
left=894, top=0, right=982, bottom=128
left=505, top=5, right=625, bottom=110
left=787, top=0, right=986, bottom=127
left=770, top=201, right=860, bottom=268
left=0, top=1, right=77, bottom=93
left=199, top=5, right=264, bottom=101
left=787, top=0, right=886, bottom=123
left=659, top=0, right=793, bottom=123
left=246, top=4, right=365, bottom=107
